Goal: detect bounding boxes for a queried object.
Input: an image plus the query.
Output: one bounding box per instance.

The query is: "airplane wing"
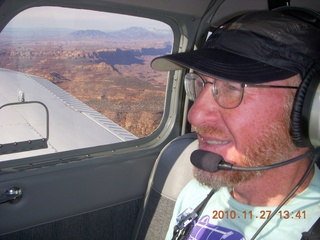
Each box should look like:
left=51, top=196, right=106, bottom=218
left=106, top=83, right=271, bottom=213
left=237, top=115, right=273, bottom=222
left=0, top=68, right=137, bottom=161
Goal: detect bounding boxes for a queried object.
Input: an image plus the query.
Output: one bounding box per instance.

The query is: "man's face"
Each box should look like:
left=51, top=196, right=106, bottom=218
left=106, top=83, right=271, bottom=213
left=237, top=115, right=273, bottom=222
left=188, top=74, right=300, bottom=189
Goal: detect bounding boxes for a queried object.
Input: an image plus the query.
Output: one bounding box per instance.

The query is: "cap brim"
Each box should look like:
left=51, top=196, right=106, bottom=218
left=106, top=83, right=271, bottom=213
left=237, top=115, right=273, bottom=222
left=151, top=48, right=296, bottom=83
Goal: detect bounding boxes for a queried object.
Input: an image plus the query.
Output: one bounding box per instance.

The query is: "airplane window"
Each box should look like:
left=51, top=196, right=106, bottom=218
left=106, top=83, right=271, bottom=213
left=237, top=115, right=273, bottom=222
left=0, top=7, right=173, bottom=160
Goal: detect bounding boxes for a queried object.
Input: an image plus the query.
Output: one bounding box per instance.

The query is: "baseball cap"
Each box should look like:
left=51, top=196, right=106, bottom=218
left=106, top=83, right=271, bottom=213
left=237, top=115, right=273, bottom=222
left=151, top=9, right=320, bottom=83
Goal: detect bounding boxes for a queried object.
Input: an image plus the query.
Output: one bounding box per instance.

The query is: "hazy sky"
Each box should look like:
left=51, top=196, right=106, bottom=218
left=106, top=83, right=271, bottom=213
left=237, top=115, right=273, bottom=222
left=7, top=6, right=171, bottom=31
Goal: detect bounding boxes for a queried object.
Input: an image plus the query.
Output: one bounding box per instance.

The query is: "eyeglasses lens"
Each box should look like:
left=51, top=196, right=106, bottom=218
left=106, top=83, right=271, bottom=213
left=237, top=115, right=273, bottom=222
left=213, top=80, right=244, bottom=108
left=184, top=73, right=244, bottom=109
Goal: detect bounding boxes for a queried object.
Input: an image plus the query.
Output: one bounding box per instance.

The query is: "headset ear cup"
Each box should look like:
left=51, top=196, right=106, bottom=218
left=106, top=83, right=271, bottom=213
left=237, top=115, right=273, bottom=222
left=290, top=70, right=319, bottom=148
left=305, top=71, right=320, bottom=147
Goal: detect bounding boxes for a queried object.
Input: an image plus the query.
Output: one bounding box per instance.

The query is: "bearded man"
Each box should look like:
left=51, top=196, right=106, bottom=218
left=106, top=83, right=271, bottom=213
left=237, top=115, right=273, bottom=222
left=151, top=9, right=320, bottom=240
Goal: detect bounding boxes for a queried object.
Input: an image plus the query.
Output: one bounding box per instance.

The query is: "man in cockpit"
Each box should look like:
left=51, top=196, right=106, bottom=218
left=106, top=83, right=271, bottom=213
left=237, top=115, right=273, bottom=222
left=151, top=8, right=320, bottom=240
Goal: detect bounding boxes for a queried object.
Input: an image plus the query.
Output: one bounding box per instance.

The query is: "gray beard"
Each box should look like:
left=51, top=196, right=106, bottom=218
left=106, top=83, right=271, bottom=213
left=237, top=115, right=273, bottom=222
left=193, top=119, right=298, bottom=190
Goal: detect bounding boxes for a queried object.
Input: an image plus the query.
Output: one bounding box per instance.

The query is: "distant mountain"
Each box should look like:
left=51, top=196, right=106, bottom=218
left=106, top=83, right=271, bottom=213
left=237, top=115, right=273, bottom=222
left=109, top=27, right=164, bottom=38
left=70, top=27, right=172, bottom=39
left=70, top=30, right=110, bottom=39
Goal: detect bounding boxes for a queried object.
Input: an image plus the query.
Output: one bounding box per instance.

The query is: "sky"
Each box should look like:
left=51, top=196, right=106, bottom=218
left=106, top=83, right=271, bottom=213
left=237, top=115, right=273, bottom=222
left=7, top=6, right=171, bottom=31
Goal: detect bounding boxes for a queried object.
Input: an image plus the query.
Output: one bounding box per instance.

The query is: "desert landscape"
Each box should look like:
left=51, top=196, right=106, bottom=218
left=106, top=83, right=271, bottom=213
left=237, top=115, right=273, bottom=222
left=0, top=27, right=172, bottom=137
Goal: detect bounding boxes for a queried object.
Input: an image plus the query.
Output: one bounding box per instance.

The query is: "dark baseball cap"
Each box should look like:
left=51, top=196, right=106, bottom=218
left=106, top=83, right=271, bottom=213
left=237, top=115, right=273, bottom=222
left=151, top=9, right=320, bottom=83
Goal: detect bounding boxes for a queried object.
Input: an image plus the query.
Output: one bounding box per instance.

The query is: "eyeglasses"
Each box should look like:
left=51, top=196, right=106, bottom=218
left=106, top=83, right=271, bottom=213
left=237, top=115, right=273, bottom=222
left=184, top=73, right=299, bottom=109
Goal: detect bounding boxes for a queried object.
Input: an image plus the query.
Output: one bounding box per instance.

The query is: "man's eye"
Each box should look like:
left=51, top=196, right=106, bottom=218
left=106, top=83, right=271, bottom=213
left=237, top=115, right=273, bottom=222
left=226, top=83, right=241, bottom=92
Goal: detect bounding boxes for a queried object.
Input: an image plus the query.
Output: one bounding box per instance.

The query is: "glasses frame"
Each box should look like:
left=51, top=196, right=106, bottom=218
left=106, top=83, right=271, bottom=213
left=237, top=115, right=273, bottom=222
left=184, top=72, right=299, bottom=109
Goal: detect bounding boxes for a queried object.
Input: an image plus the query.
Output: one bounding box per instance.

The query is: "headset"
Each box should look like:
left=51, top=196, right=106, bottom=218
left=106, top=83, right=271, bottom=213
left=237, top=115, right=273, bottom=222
left=274, top=7, right=320, bottom=148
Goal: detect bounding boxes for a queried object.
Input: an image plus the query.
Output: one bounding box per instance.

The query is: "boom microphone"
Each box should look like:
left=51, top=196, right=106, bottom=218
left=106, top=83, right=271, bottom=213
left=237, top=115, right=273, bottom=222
left=190, top=148, right=320, bottom=172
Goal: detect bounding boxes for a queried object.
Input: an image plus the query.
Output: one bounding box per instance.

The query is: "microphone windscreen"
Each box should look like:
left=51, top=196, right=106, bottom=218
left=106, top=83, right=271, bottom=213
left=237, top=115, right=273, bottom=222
left=190, top=150, right=224, bottom=172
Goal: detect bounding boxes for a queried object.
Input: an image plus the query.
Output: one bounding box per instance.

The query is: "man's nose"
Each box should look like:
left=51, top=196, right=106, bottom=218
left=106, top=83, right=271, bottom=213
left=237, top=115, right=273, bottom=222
left=187, top=84, right=222, bottom=126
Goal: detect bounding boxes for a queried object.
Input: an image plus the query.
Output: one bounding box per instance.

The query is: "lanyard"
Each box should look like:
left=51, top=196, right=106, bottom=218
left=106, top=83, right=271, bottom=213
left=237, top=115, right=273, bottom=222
left=171, top=189, right=215, bottom=240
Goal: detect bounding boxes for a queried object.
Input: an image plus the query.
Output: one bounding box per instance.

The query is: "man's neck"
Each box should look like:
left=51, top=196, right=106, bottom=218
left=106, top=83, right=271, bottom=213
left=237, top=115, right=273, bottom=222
left=231, top=158, right=314, bottom=206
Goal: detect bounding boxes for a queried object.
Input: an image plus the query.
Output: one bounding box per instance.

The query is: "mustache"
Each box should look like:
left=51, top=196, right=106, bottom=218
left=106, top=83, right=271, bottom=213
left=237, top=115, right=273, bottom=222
left=195, top=125, right=228, bottom=137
